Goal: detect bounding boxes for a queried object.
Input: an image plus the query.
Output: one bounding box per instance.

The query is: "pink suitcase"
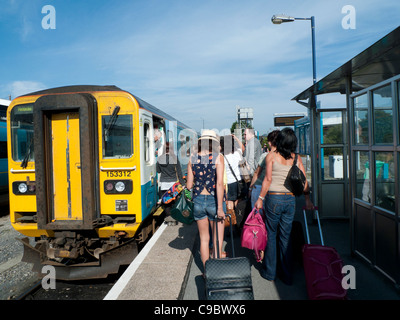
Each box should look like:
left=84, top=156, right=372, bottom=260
left=302, top=207, right=347, bottom=300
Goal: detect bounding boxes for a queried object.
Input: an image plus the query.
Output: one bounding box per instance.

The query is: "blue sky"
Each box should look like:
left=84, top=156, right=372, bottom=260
left=0, top=0, right=399, bottom=134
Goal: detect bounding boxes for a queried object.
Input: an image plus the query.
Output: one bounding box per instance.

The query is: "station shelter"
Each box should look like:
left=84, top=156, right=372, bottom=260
left=293, top=26, right=400, bottom=286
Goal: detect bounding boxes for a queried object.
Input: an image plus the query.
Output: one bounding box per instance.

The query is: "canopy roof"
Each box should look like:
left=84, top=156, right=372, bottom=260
left=293, top=26, right=400, bottom=103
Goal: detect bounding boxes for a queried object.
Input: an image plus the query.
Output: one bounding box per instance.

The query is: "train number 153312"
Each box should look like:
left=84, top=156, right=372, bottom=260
left=106, top=171, right=131, bottom=178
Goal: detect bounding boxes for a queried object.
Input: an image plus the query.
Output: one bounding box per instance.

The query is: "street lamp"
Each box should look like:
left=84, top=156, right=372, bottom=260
left=271, top=14, right=318, bottom=208
left=271, top=14, right=295, bottom=24
left=271, top=14, right=316, bottom=85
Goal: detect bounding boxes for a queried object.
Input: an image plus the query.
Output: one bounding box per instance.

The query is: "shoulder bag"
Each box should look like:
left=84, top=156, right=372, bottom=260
left=170, top=193, right=194, bottom=224
left=284, top=154, right=306, bottom=196
left=238, top=156, right=251, bottom=183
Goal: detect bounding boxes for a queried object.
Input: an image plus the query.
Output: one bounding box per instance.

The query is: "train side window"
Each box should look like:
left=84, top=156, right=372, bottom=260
left=102, top=114, right=133, bottom=159
left=144, top=122, right=150, bottom=163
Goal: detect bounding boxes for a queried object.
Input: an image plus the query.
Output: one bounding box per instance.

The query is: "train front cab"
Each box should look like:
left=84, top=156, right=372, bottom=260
left=8, top=87, right=165, bottom=279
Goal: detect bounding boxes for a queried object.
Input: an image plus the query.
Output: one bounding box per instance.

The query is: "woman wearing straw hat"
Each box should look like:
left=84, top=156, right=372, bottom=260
left=186, top=130, right=226, bottom=270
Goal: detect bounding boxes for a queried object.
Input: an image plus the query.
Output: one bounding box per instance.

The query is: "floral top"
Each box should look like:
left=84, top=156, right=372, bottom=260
left=191, top=152, right=219, bottom=200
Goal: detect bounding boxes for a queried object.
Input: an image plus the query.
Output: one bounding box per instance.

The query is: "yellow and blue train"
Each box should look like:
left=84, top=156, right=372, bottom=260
left=0, top=99, right=10, bottom=194
left=7, top=85, right=196, bottom=280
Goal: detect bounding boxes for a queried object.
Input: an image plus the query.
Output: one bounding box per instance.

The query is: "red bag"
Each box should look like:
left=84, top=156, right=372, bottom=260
left=241, top=208, right=267, bottom=262
left=302, top=207, right=347, bottom=300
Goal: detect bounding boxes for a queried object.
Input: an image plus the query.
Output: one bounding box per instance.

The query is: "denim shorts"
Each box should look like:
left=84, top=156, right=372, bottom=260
left=193, top=194, right=226, bottom=221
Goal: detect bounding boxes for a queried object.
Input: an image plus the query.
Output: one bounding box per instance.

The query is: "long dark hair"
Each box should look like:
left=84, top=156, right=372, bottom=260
left=191, top=138, right=220, bottom=164
left=197, top=138, right=220, bottom=153
left=275, top=127, right=297, bottom=160
left=220, top=135, right=238, bottom=155
left=267, top=130, right=280, bottom=148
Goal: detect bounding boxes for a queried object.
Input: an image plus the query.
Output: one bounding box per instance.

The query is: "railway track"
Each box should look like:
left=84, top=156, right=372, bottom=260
left=15, top=274, right=123, bottom=300
left=13, top=214, right=166, bottom=300
left=6, top=201, right=167, bottom=300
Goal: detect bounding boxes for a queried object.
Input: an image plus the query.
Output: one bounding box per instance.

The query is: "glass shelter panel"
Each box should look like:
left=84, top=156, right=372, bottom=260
left=354, top=151, right=370, bottom=202
left=354, top=94, right=369, bottom=145
left=321, top=111, right=343, bottom=144
left=398, top=82, right=400, bottom=145
left=373, top=85, right=393, bottom=144
left=299, top=127, right=305, bottom=154
left=321, top=147, right=343, bottom=181
left=374, top=152, right=395, bottom=212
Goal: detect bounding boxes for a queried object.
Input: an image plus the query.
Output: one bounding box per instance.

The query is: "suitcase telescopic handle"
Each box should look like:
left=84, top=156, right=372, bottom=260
left=302, top=206, right=324, bottom=246
left=214, top=214, right=235, bottom=258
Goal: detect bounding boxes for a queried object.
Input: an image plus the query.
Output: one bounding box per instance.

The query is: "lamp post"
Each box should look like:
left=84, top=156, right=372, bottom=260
left=271, top=14, right=318, bottom=207
left=271, top=15, right=316, bottom=85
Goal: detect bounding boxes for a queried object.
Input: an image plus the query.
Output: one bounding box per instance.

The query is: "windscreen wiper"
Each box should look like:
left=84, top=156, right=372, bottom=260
left=21, top=137, right=33, bottom=169
left=105, top=106, right=120, bottom=139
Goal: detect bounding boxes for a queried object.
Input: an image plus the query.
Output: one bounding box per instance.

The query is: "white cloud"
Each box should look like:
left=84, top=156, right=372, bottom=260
left=6, top=81, right=47, bottom=99
left=3, top=0, right=399, bottom=133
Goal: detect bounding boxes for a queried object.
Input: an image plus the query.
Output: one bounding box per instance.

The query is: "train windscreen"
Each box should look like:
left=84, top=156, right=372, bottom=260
left=10, top=104, right=34, bottom=164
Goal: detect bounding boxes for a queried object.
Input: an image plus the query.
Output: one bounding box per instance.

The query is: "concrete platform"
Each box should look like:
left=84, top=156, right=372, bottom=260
left=105, top=199, right=400, bottom=300
left=104, top=220, right=198, bottom=300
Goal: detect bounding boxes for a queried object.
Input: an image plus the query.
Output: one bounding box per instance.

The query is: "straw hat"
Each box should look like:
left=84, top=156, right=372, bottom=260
left=198, top=129, right=219, bottom=143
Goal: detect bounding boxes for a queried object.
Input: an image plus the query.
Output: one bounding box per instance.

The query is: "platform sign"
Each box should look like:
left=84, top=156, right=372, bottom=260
left=274, top=115, right=305, bottom=127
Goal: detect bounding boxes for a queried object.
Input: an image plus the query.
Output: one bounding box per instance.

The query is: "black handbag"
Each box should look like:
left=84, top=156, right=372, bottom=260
left=284, top=154, right=306, bottom=196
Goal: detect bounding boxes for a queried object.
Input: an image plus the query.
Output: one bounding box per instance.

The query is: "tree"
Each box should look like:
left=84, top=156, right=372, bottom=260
left=230, top=121, right=253, bottom=134
left=260, top=136, right=269, bottom=149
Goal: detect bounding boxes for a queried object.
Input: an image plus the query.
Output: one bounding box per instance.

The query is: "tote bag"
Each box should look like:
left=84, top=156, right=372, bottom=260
left=170, top=193, right=194, bottom=225
left=238, top=157, right=251, bottom=183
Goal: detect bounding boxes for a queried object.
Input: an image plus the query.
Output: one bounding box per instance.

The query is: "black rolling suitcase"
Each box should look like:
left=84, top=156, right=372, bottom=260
left=205, top=214, right=254, bottom=300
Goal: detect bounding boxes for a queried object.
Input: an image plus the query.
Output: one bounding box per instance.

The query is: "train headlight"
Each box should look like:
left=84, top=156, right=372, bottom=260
left=18, top=183, right=28, bottom=194
left=13, top=181, right=36, bottom=195
left=104, top=180, right=132, bottom=194
left=115, top=181, right=125, bottom=192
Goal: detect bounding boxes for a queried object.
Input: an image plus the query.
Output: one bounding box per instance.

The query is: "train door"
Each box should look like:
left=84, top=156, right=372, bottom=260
left=140, top=111, right=157, bottom=219
left=34, top=94, right=98, bottom=230
left=51, top=112, right=83, bottom=220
